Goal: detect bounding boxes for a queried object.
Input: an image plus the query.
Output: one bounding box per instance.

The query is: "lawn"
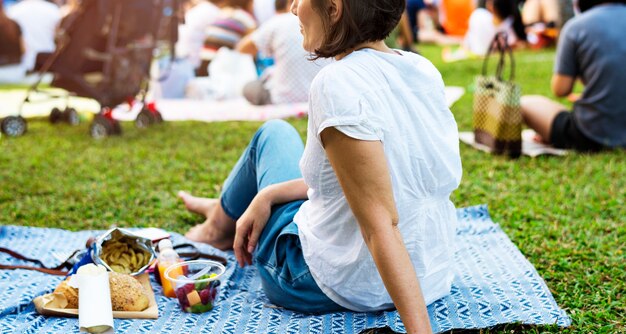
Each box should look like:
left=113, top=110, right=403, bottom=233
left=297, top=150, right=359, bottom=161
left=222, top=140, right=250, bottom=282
left=1, top=45, right=624, bottom=333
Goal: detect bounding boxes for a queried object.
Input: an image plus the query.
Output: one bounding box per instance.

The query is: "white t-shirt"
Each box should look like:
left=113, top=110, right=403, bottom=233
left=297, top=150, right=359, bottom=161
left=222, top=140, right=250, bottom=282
left=251, top=13, right=327, bottom=104
left=253, top=0, right=276, bottom=25
left=464, top=9, right=518, bottom=55
left=8, top=0, right=61, bottom=71
left=176, top=1, right=221, bottom=68
left=294, top=49, right=462, bottom=312
left=497, top=17, right=519, bottom=46
left=464, top=8, right=496, bottom=55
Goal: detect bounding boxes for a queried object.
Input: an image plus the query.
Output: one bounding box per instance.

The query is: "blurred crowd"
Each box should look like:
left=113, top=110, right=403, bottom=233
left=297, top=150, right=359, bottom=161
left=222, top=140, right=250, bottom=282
left=1, top=0, right=575, bottom=85
left=0, top=0, right=621, bottom=105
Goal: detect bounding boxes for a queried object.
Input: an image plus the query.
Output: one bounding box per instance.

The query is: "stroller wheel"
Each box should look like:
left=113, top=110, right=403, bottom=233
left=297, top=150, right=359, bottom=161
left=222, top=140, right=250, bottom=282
left=135, top=109, right=154, bottom=128
left=1, top=116, right=28, bottom=137
left=64, top=108, right=80, bottom=126
left=90, top=115, right=111, bottom=139
left=90, top=114, right=122, bottom=138
left=153, top=110, right=163, bottom=123
left=110, top=118, right=122, bottom=135
left=50, top=107, right=63, bottom=124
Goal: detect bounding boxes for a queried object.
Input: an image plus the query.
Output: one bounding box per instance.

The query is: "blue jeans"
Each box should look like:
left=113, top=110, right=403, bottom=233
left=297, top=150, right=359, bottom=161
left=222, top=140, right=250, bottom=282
left=220, top=120, right=346, bottom=314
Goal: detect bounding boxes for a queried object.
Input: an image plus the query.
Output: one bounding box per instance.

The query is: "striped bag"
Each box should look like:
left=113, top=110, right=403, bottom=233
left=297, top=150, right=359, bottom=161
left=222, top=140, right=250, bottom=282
left=473, top=32, right=522, bottom=158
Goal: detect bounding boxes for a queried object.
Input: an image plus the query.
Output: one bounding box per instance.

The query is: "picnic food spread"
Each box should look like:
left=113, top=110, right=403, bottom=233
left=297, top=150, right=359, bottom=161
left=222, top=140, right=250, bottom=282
left=157, top=239, right=182, bottom=298
left=99, top=238, right=151, bottom=274
left=108, top=271, right=150, bottom=311
left=174, top=273, right=220, bottom=313
left=92, top=228, right=155, bottom=276
left=164, top=259, right=226, bottom=313
left=30, top=227, right=227, bottom=332
left=54, top=271, right=149, bottom=312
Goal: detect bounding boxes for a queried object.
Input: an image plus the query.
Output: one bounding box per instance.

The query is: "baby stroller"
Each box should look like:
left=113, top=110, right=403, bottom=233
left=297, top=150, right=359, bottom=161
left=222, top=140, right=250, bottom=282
left=0, top=0, right=181, bottom=138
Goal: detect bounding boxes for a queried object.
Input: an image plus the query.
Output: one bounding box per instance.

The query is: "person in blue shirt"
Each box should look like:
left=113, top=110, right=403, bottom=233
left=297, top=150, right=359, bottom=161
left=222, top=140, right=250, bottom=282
left=520, top=0, right=626, bottom=151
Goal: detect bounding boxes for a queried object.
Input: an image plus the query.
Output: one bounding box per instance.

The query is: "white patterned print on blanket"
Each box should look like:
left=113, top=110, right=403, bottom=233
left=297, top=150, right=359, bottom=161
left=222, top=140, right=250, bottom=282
left=0, top=205, right=570, bottom=333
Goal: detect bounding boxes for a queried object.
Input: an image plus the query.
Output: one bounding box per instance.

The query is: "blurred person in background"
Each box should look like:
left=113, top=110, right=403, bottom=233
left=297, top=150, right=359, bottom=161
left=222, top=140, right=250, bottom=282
left=439, top=0, right=474, bottom=37
left=443, top=0, right=526, bottom=62
left=0, top=0, right=23, bottom=63
left=522, top=0, right=560, bottom=48
left=406, top=0, right=425, bottom=43
left=236, top=0, right=327, bottom=105
left=414, top=0, right=464, bottom=45
left=253, top=0, right=276, bottom=25
left=58, top=0, right=79, bottom=17
left=7, top=0, right=61, bottom=76
left=179, top=0, right=222, bottom=65
left=198, top=0, right=256, bottom=75
left=520, top=0, right=626, bottom=151
left=177, top=0, right=222, bottom=76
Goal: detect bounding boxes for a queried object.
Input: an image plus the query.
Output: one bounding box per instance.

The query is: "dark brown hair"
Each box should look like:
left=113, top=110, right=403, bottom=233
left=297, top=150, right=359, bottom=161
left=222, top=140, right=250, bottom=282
left=275, top=0, right=288, bottom=10
left=311, top=0, right=405, bottom=58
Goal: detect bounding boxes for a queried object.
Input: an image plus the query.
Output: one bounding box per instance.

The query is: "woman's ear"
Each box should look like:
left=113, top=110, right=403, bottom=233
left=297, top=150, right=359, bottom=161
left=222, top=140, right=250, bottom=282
left=328, top=0, right=343, bottom=24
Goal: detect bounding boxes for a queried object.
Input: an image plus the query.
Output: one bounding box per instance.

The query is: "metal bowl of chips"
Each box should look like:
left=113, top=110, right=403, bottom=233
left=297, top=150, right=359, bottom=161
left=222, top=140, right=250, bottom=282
left=92, top=228, right=156, bottom=276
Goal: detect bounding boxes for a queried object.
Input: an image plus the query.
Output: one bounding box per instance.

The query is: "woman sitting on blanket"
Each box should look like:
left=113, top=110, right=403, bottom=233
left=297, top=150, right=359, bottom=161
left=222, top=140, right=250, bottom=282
left=179, top=0, right=462, bottom=332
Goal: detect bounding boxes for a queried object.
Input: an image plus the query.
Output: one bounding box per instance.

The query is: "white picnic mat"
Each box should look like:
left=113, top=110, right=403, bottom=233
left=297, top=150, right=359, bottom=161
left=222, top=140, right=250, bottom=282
left=459, top=130, right=569, bottom=157
left=0, top=86, right=465, bottom=122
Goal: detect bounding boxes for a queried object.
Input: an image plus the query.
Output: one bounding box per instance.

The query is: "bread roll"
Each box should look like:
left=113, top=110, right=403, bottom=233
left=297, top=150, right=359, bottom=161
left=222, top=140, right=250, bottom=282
left=108, top=272, right=149, bottom=312
left=53, top=272, right=149, bottom=312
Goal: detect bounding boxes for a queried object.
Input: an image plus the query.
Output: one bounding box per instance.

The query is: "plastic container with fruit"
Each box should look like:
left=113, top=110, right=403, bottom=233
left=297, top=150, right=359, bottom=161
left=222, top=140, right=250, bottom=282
left=164, top=260, right=225, bottom=313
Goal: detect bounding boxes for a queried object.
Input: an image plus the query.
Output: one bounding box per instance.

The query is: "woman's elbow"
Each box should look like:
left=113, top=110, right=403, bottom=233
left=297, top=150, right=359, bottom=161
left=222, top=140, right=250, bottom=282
left=361, top=216, right=400, bottom=245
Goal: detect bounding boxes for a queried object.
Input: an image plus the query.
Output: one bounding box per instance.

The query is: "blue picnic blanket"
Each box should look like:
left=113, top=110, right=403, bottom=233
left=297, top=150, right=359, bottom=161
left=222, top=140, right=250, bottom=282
left=0, top=205, right=570, bottom=333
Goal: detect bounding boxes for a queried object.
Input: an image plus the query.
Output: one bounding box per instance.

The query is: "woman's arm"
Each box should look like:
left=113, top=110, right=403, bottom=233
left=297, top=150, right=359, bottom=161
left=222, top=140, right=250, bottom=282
left=233, top=178, right=308, bottom=266
left=321, top=127, right=432, bottom=334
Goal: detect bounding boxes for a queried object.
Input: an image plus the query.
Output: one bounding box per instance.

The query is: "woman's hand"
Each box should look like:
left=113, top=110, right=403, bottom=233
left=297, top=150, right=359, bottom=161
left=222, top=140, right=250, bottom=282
left=233, top=191, right=272, bottom=267
left=232, top=179, right=309, bottom=268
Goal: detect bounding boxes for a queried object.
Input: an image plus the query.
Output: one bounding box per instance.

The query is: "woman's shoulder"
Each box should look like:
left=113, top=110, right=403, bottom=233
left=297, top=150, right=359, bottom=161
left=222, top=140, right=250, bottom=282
left=312, top=50, right=440, bottom=95
left=311, top=60, right=352, bottom=89
left=313, top=50, right=396, bottom=84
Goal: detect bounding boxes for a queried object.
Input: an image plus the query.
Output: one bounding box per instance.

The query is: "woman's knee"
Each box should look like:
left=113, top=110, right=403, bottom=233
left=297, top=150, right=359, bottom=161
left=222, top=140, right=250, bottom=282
left=248, top=120, right=302, bottom=155
left=257, top=119, right=298, bottom=139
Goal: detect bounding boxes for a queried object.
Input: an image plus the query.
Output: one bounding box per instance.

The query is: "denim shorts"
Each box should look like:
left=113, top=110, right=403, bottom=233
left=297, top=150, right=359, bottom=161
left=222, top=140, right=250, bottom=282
left=253, top=200, right=346, bottom=314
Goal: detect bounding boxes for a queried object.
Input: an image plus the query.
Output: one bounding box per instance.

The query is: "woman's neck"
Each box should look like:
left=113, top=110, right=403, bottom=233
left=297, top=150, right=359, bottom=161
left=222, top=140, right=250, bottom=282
left=335, top=40, right=394, bottom=60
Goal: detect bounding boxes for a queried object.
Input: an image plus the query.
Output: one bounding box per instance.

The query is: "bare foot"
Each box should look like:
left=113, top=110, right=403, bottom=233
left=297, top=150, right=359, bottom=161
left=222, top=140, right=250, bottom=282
left=532, top=133, right=549, bottom=144
left=184, top=219, right=234, bottom=250
left=184, top=200, right=236, bottom=250
left=178, top=191, right=219, bottom=217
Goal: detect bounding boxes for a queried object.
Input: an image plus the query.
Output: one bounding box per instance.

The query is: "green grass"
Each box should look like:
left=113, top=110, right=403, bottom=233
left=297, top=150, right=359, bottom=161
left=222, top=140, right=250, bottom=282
left=1, top=45, right=624, bottom=333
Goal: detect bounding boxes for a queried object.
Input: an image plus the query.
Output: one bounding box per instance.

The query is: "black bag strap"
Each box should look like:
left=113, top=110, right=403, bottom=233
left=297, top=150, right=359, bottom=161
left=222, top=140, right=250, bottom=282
left=0, top=243, right=229, bottom=276
left=173, top=243, right=228, bottom=266
left=481, top=32, right=515, bottom=82
left=0, top=247, right=75, bottom=276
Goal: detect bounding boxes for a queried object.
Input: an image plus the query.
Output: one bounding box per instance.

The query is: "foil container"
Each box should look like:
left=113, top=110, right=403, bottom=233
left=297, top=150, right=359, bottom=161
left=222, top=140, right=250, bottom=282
left=91, top=228, right=156, bottom=276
